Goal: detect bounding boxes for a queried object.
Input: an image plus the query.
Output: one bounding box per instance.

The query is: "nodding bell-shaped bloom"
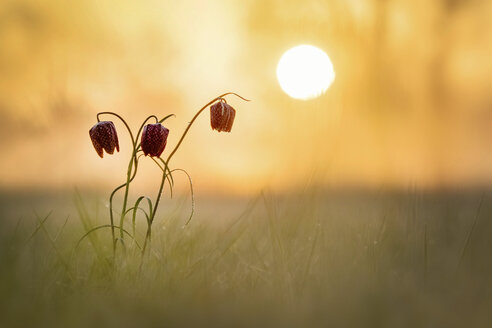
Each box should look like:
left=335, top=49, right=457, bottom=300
left=210, top=100, right=236, bottom=133
left=141, top=123, right=169, bottom=157
left=89, top=121, right=120, bottom=158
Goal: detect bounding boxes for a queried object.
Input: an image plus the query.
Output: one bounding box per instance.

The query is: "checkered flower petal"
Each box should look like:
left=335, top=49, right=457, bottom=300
left=89, top=121, right=120, bottom=158
left=141, top=123, right=169, bottom=157
left=210, top=101, right=236, bottom=133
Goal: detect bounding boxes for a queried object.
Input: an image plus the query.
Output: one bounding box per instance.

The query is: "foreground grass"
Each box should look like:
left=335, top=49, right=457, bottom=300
left=0, top=189, right=491, bottom=327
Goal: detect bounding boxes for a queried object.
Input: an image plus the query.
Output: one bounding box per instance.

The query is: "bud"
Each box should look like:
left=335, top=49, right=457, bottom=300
left=89, top=121, right=120, bottom=158
left=141, top=123, right=169, bottom=157
left=210, top=100, right=236, bottom=133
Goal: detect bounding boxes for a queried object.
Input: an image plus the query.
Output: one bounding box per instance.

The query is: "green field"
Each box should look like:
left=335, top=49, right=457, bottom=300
left=0, top=189, right=491, bottom=327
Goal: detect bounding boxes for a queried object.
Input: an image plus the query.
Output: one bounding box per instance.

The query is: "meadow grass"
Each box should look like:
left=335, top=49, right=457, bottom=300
left=0, top=188, right=491, bottom=328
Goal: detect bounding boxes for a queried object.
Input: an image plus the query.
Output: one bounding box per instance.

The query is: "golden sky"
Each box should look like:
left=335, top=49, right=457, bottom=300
left=1, top=0, right=492, bottom=195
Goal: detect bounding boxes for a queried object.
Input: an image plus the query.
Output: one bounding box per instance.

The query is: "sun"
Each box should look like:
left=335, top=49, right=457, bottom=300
left=276, top=45, right=335, bottom=100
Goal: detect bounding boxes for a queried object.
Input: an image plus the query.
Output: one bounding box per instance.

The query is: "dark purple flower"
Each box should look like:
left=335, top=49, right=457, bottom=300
left=210, top=101, right=236, bottom=133
left=141, top=123, right=169, bottom=157
left=89, top=121, right=119, bottom=158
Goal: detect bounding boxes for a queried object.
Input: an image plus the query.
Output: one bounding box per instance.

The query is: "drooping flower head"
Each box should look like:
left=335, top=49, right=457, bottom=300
left=210, top=99, right=236, bottom=133
left=141, top=123, right=169, bottom=157
left=89, top=121, right=120, bottom=158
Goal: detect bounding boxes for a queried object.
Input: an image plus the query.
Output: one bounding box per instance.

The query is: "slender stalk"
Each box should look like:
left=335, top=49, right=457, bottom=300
left=118, top=154, right=135, bottom=242
left=97, top=112, right=158, bottom=254
left=97, top=112, right=135, bottom=145
left=109, top=155, right=140, bottom=251
left=162, top=93, right=249, bottom=213
left=167, top=92, right=249, bottom=163
left=96, top=112, right=135, bottom=253
left=141, top=92, right=249, bottom=255
left=136, top=115, right=159, bottom=141
left=118, top=116, right=159, bottom=244
left=141, top=225, right=152, bottom=256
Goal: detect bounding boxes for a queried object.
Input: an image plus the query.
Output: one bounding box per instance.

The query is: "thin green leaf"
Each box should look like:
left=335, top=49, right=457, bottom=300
left=171, top=168, right=195, bottom=226
left=159, top=113, right=176, bottom=123
left=75, top=225, right=141, bottom=250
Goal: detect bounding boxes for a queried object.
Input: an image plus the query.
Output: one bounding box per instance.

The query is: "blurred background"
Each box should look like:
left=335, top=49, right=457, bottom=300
left=0, top=0, right=491, bottom=196
left=2, top=3, right=492, bottom=326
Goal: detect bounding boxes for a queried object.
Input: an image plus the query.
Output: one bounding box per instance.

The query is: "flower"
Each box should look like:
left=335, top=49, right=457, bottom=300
left=210, top=100, right=236, bottom=132
left=89, top=121, right=120, bottom=158
left=141, top=123, right=169, bottom=157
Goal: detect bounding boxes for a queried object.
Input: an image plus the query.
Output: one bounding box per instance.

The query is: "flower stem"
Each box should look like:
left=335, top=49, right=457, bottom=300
left=97, top=112, right=158, bottom=255
left=97, top=112, right=135, bottom=145
left=167, top=92, right=249, bottom=163
left=118, top=155, right=135, bottom=242
left=141, top=92, right=249, bottom=255
left=118, top=116, right=159, bottom=245
left=96, top=112, right=135, bottom=254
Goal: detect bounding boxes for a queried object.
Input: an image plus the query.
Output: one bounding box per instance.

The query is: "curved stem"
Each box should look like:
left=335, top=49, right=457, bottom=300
left=109, top=155, right=141, bottom=251
left=97, top=112, right=136, bottom=146
left=142, top=92, right=249, bottom=255
left=152, top=157, right=174, bottom=194
left=141, top=224, right=152, bottom=256
left=97, top=113, right=155, bottom=252
left=171, top=168, right=195, bottom=226
left=135, top=115, right=159, bottom=143
left=101, top=114, right=160, bottom=256
left=119, top=153, right=136, bottom=241
left=110, top=115, right=159, bottom=248
left=159, top=113, right=176, bottom=124
left=97, top=112, right=136, bottom=254
left=117, top=116, right=158, bottom=243
left=75, top=224, right=141, bottom=251
left=166, top=92, right=250, bottom=164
